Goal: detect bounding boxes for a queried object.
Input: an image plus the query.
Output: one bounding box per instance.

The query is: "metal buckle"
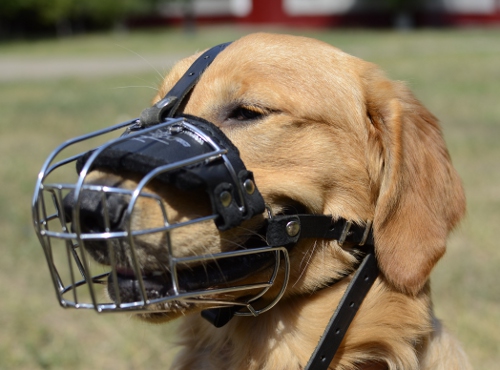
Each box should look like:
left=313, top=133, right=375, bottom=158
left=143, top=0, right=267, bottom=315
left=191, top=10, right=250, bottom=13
left=338, top=220, right=352, bottom=246
left=359, top=220, right=373, bottom=246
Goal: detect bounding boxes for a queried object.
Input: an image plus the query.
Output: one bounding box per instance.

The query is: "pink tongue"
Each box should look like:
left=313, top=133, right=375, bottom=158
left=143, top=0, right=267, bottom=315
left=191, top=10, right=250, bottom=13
left=114, top=267, right=137, bottom=278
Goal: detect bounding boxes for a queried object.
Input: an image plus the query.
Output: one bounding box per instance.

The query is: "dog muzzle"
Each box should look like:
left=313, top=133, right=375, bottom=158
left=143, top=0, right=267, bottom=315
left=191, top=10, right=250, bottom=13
left=32, top=110, right=302, bottom=315
left=31, top=41, right=293, bottom=319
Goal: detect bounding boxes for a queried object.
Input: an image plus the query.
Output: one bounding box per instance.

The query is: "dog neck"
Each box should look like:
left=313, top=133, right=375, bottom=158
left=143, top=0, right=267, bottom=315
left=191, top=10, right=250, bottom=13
left=171, top=277, right=434, bottom=370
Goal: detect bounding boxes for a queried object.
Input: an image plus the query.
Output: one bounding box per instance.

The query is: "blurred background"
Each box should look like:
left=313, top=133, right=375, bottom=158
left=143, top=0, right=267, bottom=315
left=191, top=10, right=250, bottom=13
left=1, top=0, right=499, bottom=369
left=2, top=0, right=500, bottom=37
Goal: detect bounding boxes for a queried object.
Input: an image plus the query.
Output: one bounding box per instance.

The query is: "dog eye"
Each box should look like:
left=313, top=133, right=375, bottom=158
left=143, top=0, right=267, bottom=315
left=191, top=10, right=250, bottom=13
left=229, top=106, right=264, bottom=121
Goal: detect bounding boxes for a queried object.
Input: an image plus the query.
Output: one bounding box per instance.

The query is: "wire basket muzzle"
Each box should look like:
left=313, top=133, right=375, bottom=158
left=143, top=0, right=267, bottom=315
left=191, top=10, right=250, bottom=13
left=32, top=117, right=289, bottom=315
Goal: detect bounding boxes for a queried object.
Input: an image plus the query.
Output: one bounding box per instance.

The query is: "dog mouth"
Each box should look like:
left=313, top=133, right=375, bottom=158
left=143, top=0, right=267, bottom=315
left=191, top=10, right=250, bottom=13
left=106, top=233, right=276, bottom=306
left=101, top=202, right=308, bottom=307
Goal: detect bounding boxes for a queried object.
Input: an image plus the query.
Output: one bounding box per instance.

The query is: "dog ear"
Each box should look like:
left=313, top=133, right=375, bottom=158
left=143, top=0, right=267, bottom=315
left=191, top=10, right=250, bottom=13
left=364, top=71, right=466, bottom=296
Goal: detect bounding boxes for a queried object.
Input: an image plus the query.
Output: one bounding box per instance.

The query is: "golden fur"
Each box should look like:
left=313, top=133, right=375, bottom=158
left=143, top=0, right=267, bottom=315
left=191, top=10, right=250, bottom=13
left=85, top=33, right=471, bottom=369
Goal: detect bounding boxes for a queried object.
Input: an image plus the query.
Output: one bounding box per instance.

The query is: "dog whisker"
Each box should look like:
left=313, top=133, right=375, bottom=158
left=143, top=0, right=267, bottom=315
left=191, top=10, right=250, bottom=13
left=293, top=240, right=318, bottom=288
left=115, top=43, right=165, bottom=81
left=219, top=237, right=251, bottom=250
left=233, top=226, right=268, bottom=244
left=112, top=85, right=159, bottom=91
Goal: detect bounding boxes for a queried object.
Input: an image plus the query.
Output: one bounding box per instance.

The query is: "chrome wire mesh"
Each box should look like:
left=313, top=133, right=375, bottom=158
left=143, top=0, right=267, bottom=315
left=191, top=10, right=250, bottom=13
left=32, top=118, right=290, bottom=315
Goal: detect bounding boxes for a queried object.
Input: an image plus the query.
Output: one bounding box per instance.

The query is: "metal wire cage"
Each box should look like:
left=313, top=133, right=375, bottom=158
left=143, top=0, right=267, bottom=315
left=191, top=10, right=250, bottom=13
left=32, top=117, right=290, bottom=316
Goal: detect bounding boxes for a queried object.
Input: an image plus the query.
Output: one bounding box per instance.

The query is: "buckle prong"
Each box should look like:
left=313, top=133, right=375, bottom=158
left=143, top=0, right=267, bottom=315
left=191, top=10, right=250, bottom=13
left=359, top=220, right=373, bottom=246
left=338, top=220, right=352, bottom=246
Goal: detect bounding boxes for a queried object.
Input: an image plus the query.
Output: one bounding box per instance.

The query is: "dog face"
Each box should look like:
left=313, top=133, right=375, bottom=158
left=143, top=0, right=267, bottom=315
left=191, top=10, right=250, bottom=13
left=64, top=33, right=465, bottom=321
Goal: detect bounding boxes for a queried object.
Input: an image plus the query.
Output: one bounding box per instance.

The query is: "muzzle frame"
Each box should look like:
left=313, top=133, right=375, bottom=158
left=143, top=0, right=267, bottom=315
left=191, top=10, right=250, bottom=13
left=33, top=117, right=289, bottom=315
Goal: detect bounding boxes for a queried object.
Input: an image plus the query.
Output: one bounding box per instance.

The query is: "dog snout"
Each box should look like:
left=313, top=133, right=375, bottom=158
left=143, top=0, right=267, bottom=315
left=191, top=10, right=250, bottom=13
left=63, top=190, right=128, bottom=233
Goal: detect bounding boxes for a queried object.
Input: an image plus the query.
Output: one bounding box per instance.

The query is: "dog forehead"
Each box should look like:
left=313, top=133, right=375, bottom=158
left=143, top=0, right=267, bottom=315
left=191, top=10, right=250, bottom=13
left=157, top=33, right=367, bottom=97
left=227, top=32, right=350, bottom=62
left=184, top=34, right=368, bottom=118
left=213, top=33, right=363, bottom=86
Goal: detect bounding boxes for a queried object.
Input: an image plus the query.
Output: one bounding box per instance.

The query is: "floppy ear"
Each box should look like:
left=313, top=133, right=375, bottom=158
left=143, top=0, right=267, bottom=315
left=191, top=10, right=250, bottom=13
left=364, top=70, right=466, bottom=296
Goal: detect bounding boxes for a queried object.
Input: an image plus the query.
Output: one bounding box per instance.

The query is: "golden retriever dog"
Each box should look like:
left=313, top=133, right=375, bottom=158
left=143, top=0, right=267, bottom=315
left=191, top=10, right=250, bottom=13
left=66, top=33, right=472, bottom=369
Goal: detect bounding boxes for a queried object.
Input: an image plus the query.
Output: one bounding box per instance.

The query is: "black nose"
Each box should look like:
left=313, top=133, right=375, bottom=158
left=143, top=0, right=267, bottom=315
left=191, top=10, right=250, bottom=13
left=63, top=190, right=128, bottom=232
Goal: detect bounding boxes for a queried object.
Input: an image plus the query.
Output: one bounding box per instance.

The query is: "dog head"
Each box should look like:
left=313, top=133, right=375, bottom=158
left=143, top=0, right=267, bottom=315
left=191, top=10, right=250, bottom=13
left=36, top=33, right=465, bottom=322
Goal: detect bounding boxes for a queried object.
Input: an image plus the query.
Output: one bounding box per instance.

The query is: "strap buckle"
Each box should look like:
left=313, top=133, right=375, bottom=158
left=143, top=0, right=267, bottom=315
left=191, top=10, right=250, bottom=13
left=338, top=220, right=352, bottom=246
left=338, top=220, right=373, bottom=247
left=359, top=220, right=373, bottom=246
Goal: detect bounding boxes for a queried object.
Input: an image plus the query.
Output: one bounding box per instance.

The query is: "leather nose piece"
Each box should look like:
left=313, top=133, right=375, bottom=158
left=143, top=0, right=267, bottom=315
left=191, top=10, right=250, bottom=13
left=63, top=190, right=128, bottom=232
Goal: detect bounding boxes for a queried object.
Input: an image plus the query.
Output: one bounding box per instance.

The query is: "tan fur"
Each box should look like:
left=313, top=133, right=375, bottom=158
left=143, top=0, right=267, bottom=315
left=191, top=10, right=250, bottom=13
left=86, top=33, right=470, bottom=369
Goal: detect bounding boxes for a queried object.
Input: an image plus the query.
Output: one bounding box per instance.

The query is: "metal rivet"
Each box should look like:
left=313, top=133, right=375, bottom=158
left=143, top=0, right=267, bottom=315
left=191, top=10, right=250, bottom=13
left=243, top=179, right=255, bottom=195
left=155, top=96, right=174, bottom=109
left=286, top=221, right=300, bottom=237
left=220, top=191, right=232, bottom=207
left=169, top=125, right=183, bottom=133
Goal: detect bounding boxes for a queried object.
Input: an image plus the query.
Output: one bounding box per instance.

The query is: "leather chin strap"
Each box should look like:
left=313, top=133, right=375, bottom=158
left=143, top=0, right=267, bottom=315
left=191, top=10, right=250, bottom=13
left=292, top=217, right=379, bottom=370
left=304, top=248, right=378, bottom=370
left=203, top=215, right=379, bottom=370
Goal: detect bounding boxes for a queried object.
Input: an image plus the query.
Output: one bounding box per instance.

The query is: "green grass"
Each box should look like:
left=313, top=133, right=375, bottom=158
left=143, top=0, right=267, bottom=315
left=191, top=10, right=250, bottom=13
left=1, top=27, right=499, bottom=369
left=0, top=26, right=251, bottom=57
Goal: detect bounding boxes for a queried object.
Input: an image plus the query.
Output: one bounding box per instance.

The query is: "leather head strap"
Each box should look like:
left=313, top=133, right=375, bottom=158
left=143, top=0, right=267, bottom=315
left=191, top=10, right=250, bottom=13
left=140, top=42, right=232, bottom=127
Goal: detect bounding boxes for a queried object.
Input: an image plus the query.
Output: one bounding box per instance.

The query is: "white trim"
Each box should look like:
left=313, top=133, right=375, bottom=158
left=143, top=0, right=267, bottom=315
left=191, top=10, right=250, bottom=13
left=284, top=0, right=356, bottom=16
left=443, top=0, right=497, bottom=14
left=231, top=0, right=252, bottom=17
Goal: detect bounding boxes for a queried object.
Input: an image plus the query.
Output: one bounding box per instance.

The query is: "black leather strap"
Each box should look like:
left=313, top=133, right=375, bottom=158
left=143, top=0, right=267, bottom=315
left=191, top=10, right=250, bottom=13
left=264, top=214, right=379, bottom=369
left=266, top=214, right=373, bottom=248
left=140, top=42, right=232, bottom=126
left=304, top=246, right=379, bottom=370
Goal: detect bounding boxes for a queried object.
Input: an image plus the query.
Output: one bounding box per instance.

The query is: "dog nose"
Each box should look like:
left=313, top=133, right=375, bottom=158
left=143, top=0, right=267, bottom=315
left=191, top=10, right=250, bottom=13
left=63, top=190, right=128, bottom=232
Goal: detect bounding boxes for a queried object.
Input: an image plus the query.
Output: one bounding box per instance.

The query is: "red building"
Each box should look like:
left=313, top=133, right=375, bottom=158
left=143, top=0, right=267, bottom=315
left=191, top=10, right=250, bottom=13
left=154, top=0, right=500, bottom=28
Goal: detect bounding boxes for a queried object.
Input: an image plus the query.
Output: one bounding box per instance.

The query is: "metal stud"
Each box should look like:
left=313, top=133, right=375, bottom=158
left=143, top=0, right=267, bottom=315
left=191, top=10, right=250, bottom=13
left=169, top=125, right=183, bottom=133
left=220, top=191, right=232, bottom=207
left=243, top=179, right=255, bottom=195
left=155, top=96, right=175, bottom=109
left=286, top=221, right=300, bottom=237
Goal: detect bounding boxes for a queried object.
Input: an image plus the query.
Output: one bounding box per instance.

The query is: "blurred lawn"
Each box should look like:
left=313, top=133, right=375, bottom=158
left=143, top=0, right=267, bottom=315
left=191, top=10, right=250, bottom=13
left=1, top=27, right=499, bottom=369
